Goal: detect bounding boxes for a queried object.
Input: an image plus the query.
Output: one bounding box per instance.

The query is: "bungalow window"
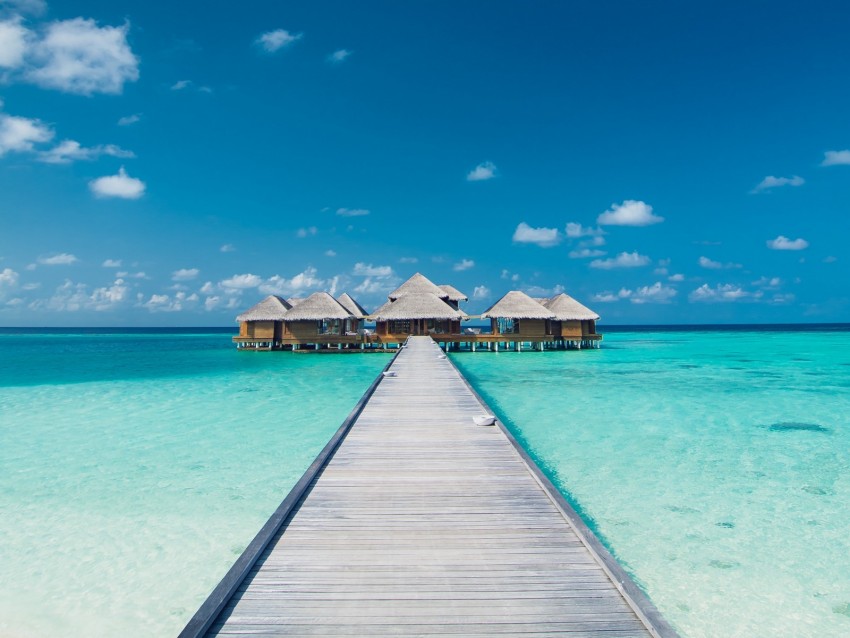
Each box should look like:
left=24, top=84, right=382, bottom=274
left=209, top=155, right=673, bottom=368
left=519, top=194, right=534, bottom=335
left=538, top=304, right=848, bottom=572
left=497, top=318, right=518, bottom=334
left=318, top=319, right=342, bottom=335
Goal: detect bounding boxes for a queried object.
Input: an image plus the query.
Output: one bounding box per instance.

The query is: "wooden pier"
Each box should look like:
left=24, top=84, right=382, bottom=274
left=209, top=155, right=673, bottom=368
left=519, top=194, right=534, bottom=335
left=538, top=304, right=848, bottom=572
left=182, top=336, right=678, bottom=637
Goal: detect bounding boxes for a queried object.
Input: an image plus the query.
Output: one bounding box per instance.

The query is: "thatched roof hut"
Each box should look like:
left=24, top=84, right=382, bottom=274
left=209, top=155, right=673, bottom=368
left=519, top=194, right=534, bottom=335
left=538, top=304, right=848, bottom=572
left=438, top=284, right=468, bottom=302
left=282, top=291, right=352, bottom=321
left=236, top=295, right=291, bottom=322
left=336, top=292, right=368, bottom=318
left=543, top=293, right=600, bottom=321
left=388, top=273, right=449, bottom=300
left=370, top=292, right=463, bottom=321
left=481, top=291, right=555, bottom=319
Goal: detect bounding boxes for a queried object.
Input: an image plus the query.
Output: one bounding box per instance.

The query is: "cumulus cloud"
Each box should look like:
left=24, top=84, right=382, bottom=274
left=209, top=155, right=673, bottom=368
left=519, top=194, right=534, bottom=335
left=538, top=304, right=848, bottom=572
left=565, top=223, right=604, bottom=238
left=38, top=253, right=77, bottom=265
left=0, top=16, right=28, bottom=68
left=668, top=273, right=685, bottom=282
left=512, top=222, right=561, bottom=248
left=0, top=109, right=53, bottom=156
left=89, top=166, right=145, bottom=199
left=627, top=282, right=677, bottom=304
left=591, top=292, right=620, bottom=303
left=172, top=267, right=199, bottom=281
left=750, top=175, right=804, bottom=194
left=0, top=267, right=19, bottom=287
left=466, top=161, right=497, bottom=181
left=117, top=113, right=140, bottom=126
left=766, top=235, right=809, bottom=250
left=259, top=268, right=325, bottom=296
left=296, top=226, right=317, bottom=238
left=102, top=258, right=121, bottom=267
left=353, top=263, right=393, bottom=277
left=327, top=49, right=351, bottom=63
left=500, top=269, right=520, bottom=282
left=220, top=273, right=262, bottom=290
left=39, top=277, right=130, bottom=311
left=597, top=200, right=663, bottom=226
left=689, top=284, right=761, bottom=303
left=324, top=249, right=337, bottom=257
left=699, top=256, right=742, bottom=270
left=140, top=291, right=198, bottom=313
left=25, top=18, right=139, bottom=95
left=472, top=285, right=490, bottom=300
left=255, top=29, right=302, bottom=52
left=38, top=139, right=134, bottom=164
left=170, top=79, right=191, bottom=90
left=568, top=248, right=606, bottom=259
left=453, top=258, right=474, bottom=271
left=336, top=207, right=369, bottom=217
left=220, top=244, right=235, bottom=253
left=399, top=257, right=418, bottom=264
left=821, top=150, right=850, bottom=166
left=589, top=251, right=650, bottom=269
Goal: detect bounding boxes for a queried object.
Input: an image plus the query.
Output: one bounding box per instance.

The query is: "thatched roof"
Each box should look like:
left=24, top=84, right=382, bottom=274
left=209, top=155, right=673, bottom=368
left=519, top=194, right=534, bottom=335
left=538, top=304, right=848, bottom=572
left=283, top=291, right=352, bottom=321
left=286, top=297, right=305, bottom=307
left=336, top=292, right=368, bottom=318
left=481, top=291, right=555, bottom=319
left=370, top=292, right=463, bottom=321
left=438, top=284, right=468, bottom=302
left=236, top=295, right=291, bottom=322
left=543, top=293, right=600, bottom=321
left=388, top=273, right=448, bottom=300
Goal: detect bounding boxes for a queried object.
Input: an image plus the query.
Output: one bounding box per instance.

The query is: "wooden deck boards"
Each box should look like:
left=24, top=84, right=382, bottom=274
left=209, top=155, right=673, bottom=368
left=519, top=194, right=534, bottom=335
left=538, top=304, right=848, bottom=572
left=190, top=336, right=676, bottom=637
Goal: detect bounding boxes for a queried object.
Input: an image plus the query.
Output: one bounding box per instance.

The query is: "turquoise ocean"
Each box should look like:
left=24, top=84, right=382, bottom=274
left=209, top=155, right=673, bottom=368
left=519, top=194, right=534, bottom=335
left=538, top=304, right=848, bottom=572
left=1, top=327, right=849, bottom=637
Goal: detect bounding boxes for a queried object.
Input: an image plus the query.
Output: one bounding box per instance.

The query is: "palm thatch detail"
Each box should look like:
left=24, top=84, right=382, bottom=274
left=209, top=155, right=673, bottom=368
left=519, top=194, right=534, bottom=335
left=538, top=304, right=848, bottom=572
left=336, top=292, right=368, bottom=318
left=543, top=293, right=600, bottom=321
left=388, top=273, right=448, bottom=300
left=236, top=295, right=291, bottom=322
left=481, top=291, right=555, bottom=319
left=369, top=293, right=462, bottom=320
left=438, top=284, right=468, bottom=302
left=283, top=292, right=352, bottom=321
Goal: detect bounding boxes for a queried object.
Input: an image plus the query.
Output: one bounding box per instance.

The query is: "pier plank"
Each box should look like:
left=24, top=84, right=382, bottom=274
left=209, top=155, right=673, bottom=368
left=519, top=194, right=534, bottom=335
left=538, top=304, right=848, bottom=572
left=184, top=336, right=677, bottom=637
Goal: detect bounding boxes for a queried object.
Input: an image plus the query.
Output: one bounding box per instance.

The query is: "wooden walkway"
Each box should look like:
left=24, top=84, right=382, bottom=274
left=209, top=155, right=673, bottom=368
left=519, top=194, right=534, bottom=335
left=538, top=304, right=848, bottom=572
left=182, top=336, right=678, bottom=637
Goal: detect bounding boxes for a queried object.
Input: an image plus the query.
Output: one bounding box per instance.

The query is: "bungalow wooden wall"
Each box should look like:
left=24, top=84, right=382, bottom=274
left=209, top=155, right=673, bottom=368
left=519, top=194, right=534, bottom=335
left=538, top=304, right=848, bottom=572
left=519, top=319, right=547, bottom=336
left=287, top=321, right=320, bottom=338
left=561, top=320, right=583, bottom=338
left=240, top=322, right=249, bottom=337
left=582, top=320, right=597, bottom=335
left=251, top=321, right=275, bottom=339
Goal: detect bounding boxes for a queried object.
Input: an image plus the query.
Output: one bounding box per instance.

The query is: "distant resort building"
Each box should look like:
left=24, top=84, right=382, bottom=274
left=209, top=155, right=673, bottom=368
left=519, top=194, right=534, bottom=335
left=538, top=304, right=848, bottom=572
left=233, top=272, right=601, bottom=351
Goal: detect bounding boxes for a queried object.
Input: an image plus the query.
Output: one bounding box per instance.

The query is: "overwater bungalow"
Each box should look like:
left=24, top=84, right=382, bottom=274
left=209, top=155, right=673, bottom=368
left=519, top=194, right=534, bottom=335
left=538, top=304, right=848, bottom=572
left=438, top=284, right=468, bottom=310
left=479, top=290, right=555, bottom=350
left=543, top=293, right=602, bottom=348
left=336, top=292, right=369, bottom=334
left=280, top=291, right=359, bottom=350
left=234, top=295, right=291, bottom=349
left=370, top=291, right=464, bottom=343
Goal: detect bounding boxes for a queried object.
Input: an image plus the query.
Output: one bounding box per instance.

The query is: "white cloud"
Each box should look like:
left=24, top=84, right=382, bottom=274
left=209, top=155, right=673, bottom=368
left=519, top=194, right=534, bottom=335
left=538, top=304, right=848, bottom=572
left=1, top=1, right=46, bottom=16
left=0, top=16, right=28, bottom=68
left=38, top=139, right=134, bottom=164
left=628, top=282, right=677, bottom=304
left=324, top=249, right=337, bottom=257
left=823, top=256, right=837, bottom=264
left=22, top=282, right=39, bottom=290
left=512, top=222, right=561, bottom=248
left=258, top=268, right=326, bottom=296
left=750, top=175, right=804, bottom=194
left=199, top=281, right=215, bottom=295
left=523, top=284, right=565, bottom=298
left=0, top=267, right=18, bottom=286
left=336, top=207, right=369, bottom=217
left=699, top=256, right=742, bottom=269
left=89, top=166, right=145, bottom=199
left=88, top=278, right=128, bottom=310
left=256, top=29, right=302, bottom=52
left=203, top=295, right=221, bottom=311
left=769, top=293, right=795, bottom=305
left=472, top=285, right=490, bottom=300
left=767, top=235, right=809, bottom=251
left=102, top=258, right=121, bottom=267
left=141, top=292, right=196, bottom=313
left=466, top=161, right=497, bottom=181
left=171, top=79, right=191, bottom=90
left=327, top=49, right=351, bottom=63
left=589, top=251, right=650, bottom=269
left=38, top=253, right=77, bottom=265
left=116, top=270, right=146, bottom=279
left=568, top=248, right=606, bottom=259
left=565, top=222, right=604, bottom=238
left=500, top=269, right=520, bottom=282
left=220, top=273, right=262, bottom=290
left=27, top=18, right=139, bottom=95
left=0, top=109, right=53, bottom=156
left=172, top=267, right=199, bottom=281
left=821, top=150, right=850, bottom=166
left=353, top=263, right=393, bottom=277
left=220, top=244, right=236, bottom=253
left=117, top=113, right=140, bottom=126
left=753, top=276, right=782, bottom=289
left=689, top=284, right=760, bottom=303
left=296, top=226, right=317, bottom=238
left=591, top=292, right=619, bottom=303
left=453, top=258, right=474, bottom=271
left=399, top=257, right=418, bottom=264
left=40, top=277, right=130, bottom=311
left=668, top=273, right=685, bottom=282
left=597, top=200, right=663, bottom=226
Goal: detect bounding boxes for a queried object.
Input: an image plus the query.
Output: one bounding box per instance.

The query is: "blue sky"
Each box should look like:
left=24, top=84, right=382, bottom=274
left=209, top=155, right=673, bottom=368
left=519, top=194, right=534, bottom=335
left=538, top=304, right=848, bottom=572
left=1, top=0, right=848, bottom=326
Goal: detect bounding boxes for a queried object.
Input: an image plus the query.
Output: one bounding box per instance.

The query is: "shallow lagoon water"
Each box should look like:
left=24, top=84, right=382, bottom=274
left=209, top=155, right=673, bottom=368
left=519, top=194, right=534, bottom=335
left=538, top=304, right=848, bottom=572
left=453, top=329, right=850, bottom=638
left=0, top=331, right=390, bottom=637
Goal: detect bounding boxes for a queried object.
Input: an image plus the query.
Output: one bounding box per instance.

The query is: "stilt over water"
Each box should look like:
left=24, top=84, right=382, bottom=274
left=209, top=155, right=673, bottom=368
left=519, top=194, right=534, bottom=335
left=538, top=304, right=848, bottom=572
left=181, top=336, right=677, bottom=637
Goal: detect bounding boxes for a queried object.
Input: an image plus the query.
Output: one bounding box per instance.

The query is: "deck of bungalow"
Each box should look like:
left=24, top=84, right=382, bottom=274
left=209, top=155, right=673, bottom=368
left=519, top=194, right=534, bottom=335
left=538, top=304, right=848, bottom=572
left=181, top=336, right=676, bottom=637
